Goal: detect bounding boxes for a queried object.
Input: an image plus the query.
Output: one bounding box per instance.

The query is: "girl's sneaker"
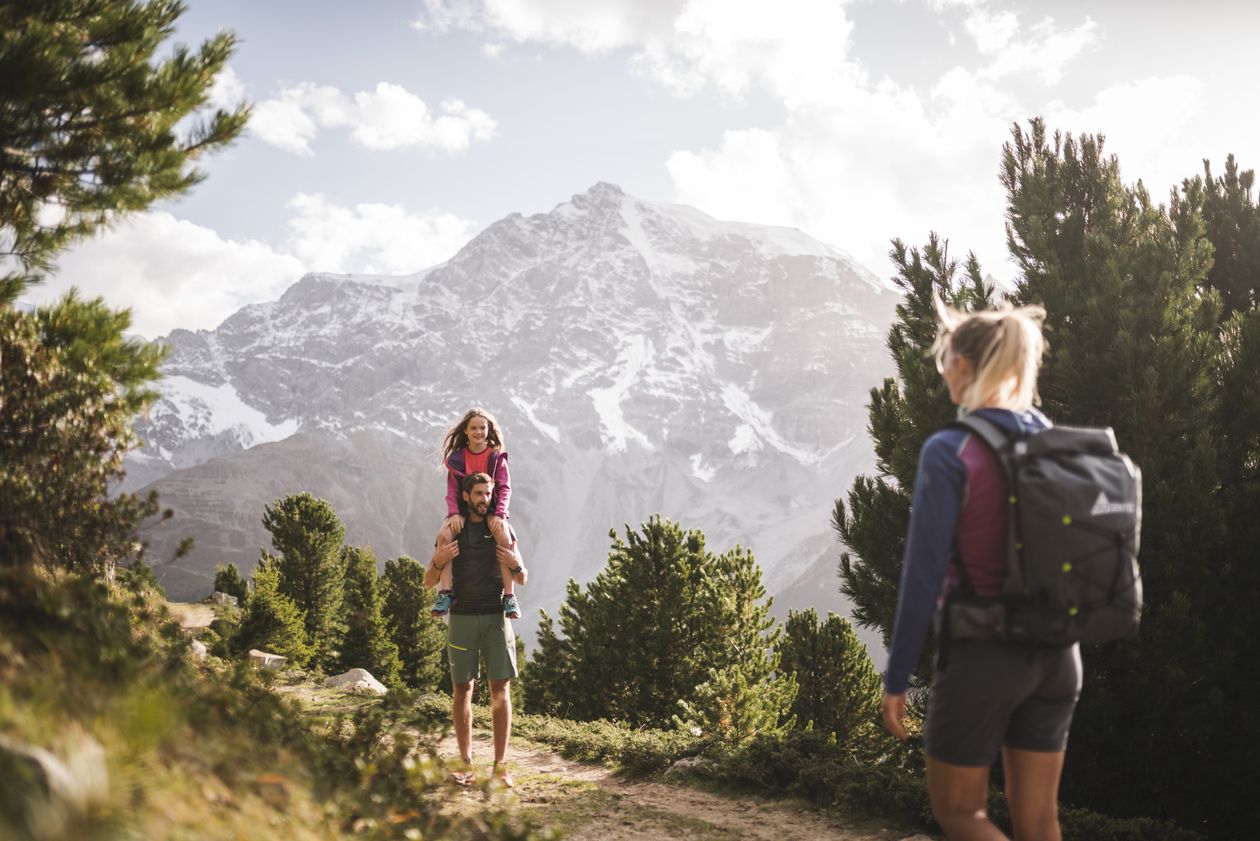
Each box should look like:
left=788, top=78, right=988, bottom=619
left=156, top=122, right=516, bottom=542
left=431, top=590, right=455, bottom=617
left=502, top=593, right=521, bottom=619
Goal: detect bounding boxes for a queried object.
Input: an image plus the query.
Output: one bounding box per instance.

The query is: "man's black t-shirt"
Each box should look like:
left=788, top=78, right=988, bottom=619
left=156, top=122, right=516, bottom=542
left=450, top=519, right=503, bottom=615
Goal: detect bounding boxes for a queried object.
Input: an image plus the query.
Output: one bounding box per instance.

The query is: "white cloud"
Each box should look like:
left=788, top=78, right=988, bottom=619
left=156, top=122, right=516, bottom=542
left=944, top=2, right=1099, bottom=86
left=285, top=193, right=478, bottom=275
left=482, top=42, right=506, bottom=59
left=1045, top=75, right=1232, bottom=197
left=350, top=85, right=497, bottom=152
left=250, top=81, right=495, bottom=156
left=977, top=16, right=1098, bottom=85
left=21, top=197, right=480, bottom=337
left=668, top=68, right=1021, bottom=277
left=26, top=213, right=305, bottom=339
left=632, top=0, right=859, bottom=108
left=206, top=65, right=247, bottom=110
left=250, top=96, right=320, bottom=155
left=416, top=0, right=685, bottom=52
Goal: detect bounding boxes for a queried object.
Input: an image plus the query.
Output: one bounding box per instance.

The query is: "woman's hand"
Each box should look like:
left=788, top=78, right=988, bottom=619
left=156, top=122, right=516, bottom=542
left=444, top=514, right=465, bottom=535
left=881, top=692, right=909, bottom=742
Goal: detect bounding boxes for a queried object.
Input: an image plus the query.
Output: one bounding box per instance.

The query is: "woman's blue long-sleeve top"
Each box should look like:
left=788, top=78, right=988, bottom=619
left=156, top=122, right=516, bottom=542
left=883, top=408, right=1048, bottom=695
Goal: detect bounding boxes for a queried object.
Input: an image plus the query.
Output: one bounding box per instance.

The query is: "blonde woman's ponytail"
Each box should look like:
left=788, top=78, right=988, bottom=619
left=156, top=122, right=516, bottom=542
left=932, top=297, right=1047, bottom=411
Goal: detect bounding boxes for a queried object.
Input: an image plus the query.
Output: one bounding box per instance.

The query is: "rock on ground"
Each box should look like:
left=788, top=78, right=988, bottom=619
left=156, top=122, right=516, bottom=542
left=323, top=668, right=387, bottom=695
left=248, top=649, right=287, bottom=670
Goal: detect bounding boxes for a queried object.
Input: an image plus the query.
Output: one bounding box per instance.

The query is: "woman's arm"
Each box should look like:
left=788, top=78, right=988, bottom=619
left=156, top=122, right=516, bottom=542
left=883, top=433, right=965, bottom=695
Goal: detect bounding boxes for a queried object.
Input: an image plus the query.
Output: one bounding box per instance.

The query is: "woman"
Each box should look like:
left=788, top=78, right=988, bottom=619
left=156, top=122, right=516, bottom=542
left=882, top=299, right=1080, bottom=841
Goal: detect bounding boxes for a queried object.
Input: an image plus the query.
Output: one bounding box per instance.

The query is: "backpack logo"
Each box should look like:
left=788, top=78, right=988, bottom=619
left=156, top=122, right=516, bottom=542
left=1090, top=491, right=1136, bottom=517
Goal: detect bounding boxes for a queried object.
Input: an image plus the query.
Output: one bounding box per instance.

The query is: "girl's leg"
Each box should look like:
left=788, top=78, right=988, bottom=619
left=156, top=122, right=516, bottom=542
left=925, top=755, right=1008, bottom=841
left=437, top=526, right=455, bottom=591
left=431, top=526, right=456, bottom=616
left=492, top=519, right=516, bottom=596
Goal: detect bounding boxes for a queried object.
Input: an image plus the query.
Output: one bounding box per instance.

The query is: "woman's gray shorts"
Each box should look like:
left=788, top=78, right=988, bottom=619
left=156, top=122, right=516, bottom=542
left=924, top=639, right=1082, bottom=767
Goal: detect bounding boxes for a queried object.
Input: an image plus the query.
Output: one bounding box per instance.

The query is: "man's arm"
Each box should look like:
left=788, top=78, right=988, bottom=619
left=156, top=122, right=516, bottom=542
left=425, top=534, right=460, bottom=589
left=496, top=542, right=527, bottom=585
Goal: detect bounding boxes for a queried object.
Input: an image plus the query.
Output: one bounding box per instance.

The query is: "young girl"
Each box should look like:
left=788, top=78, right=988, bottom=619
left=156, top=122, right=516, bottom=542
left=881, top=300, right=1079, bottom=841
left=431, top=407, right=523, bottom=619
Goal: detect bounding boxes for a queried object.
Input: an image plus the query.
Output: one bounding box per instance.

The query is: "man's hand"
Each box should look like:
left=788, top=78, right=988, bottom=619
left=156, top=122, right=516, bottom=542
left=487, top=514, right=505, bottom=540
left=497, top=543, right=527, bottom=585
left=425, top=540, right=460, bottom=589
left=444, top=514, right=465, bottom=535
left=881, top=692, right=908, bottom=742
left=435, top=539, right=460, bottom=568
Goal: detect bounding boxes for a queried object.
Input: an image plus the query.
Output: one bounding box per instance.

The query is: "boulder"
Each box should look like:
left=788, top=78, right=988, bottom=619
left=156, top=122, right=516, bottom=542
left=323, top=668, right=388, bottom=695
left=189, top=639, right=208, bottom=662
left=248, top=649, right=287, bottom=670
left=663, top=755, right=713, bottom=779
left=0, top=730, right=108, bottom=839
left=211, top=591, right=238, bottom=607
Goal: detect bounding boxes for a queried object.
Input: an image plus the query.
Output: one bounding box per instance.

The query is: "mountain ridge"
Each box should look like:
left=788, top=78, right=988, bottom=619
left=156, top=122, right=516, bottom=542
left=131, top=182, right=899, bottom=658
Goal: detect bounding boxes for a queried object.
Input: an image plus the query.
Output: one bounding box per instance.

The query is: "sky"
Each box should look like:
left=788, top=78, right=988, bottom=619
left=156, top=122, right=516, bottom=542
left=21, top=0, right=1260, bottom=339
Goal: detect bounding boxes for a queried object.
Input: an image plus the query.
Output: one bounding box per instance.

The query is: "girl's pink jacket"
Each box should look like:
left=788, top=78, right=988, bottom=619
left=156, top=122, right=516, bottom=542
left=444, top=448, right=511, bottom=519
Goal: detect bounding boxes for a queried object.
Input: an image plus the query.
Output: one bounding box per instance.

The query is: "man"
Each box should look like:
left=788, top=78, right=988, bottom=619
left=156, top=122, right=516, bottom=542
left=426, top=471, right=527, bottom=787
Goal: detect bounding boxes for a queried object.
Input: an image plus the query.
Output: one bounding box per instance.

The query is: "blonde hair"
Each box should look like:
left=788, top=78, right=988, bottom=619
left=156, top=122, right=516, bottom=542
left=932, top=297, right=1047, bottom=411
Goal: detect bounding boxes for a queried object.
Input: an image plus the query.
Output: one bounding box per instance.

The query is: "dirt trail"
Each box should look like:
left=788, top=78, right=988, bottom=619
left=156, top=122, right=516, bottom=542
left=438, top=731, right=920, bottom=841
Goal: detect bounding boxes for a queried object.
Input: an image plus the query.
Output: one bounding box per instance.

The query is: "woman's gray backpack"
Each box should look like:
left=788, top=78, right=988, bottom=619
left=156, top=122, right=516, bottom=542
left=942, top=414, right=1143, bottom=646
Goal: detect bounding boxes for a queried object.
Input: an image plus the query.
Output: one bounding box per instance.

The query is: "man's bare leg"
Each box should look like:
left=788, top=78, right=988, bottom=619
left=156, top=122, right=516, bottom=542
left=453, top=680, right=475, bottom=771
left=489, top=678, right=514, bottom=787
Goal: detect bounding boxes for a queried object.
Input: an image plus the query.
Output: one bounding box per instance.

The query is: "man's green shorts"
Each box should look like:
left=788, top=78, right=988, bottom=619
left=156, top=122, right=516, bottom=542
left=446, top=613, right=517, bottom=685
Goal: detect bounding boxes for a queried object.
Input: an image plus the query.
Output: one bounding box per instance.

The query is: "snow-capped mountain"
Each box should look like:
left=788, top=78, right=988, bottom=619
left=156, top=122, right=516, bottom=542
left=133, top=182, right=899, bottom=654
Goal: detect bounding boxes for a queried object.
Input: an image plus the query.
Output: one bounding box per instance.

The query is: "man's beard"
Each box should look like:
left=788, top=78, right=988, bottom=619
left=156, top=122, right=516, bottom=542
left=471, top=501, right=490, bottom=516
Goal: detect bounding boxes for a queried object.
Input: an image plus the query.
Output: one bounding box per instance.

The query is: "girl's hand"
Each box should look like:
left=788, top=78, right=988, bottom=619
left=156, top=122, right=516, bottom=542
left=444, top=514, right=465, bottom=535
left=881, top=692, right=909, bottom=741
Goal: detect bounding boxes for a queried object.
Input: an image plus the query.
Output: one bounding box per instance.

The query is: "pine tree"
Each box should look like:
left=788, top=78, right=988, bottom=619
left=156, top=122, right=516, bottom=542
left=834, top=236, right=992, bottom=686
left=1000, top=120, right=1228, bottom=827
left=260, top=493, right=347, bottom=661
left=1, top=293, right=164, bottom=573
left=778, top=609, right=881, bottom=744
left=1179, top=156, right=1260, bottom=834
left=1198, top=155, right=1260, bottom=318
left=527, top=516, right=785, bottom=729
left=0, top=0, right=248, bottom=302
left=380, top=556, right=446, bottom=691
left=213, top=562, right=248, bottom=602
left=336, top=545, right=402, bottom=687
left=233, top=559, right=311, bottom=666
left=674, top=662, right=796, bottom=745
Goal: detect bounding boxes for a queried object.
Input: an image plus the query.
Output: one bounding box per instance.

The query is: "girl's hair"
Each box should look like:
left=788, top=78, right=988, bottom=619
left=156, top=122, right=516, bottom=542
left=931, top=297, right=1047, bottom=411
left=440, top=407, right=505, bottom=467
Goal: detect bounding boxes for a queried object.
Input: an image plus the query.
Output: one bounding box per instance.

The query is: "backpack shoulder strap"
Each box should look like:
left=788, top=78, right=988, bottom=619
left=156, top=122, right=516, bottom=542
left=951, top=413, right=1014, bottom=461
left=948, top=413, right=1025, bottom=595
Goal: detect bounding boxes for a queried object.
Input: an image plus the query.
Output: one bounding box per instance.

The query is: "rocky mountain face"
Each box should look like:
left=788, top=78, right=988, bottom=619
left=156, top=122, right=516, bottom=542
left=132, top=182, right=899, bottom=657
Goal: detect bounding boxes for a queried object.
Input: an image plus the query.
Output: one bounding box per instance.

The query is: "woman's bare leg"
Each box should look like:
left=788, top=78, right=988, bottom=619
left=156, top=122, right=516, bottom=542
left=1001, top=747, right=1064, bottom=841
left=926, top=755, right=1008, bottom=840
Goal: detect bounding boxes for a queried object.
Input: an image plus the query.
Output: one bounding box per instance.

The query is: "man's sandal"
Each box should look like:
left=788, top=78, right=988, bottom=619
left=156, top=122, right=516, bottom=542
left=450, top=770, right=475, bottom=787
left=492, top=763, right=514, bottom=788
